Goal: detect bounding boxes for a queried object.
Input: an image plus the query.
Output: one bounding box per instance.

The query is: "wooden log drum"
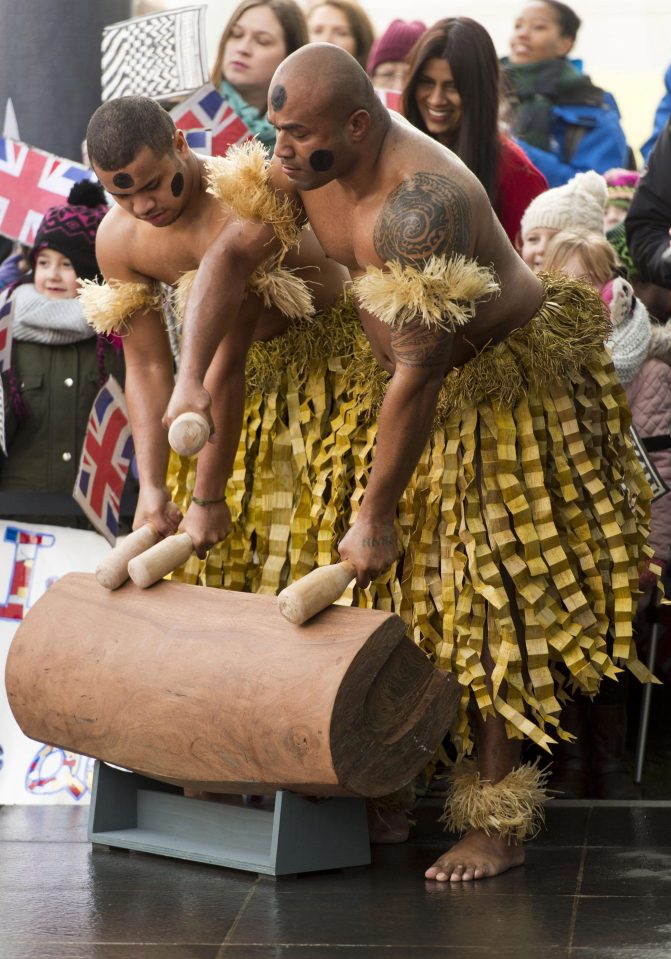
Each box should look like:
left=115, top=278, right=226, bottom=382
left=5, top=573, right=460, bottom=797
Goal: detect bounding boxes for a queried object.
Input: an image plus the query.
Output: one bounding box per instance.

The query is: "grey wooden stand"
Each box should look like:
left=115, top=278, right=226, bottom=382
left=88, top=761, right=371, bottom=876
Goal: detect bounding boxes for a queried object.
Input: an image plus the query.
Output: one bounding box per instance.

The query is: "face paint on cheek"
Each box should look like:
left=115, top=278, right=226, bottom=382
left=171, top=172, right=184, bottom=197
left=113, top=172, right=134, bottom=189
left=309, top=150, right=334, bottom=172
left=271, top=84, right=287, bottom=110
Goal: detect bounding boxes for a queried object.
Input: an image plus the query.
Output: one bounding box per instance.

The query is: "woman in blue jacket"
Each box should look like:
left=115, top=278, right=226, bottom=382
left=501, top=1, right=629, bottom=187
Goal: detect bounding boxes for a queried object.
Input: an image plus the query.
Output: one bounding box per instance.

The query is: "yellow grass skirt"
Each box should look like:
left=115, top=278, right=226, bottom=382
left=167, top=274, right=653, bottom=755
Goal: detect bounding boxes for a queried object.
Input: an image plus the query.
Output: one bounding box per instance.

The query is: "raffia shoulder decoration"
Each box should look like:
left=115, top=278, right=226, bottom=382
left=352, top=253, right=500, bottom=330
left=78, top=278, right=162, bottom=335
left=248, top=259, right=315, bottom=319
left=205, top=140, right=303, bottom=252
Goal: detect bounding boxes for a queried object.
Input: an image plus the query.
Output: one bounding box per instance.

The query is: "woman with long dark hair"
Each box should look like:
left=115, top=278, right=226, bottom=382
left=402, top=17, right=547, bottom=245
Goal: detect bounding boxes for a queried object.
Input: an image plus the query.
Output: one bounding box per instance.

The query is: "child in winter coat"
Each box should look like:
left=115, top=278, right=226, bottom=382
left=0, top=181, right=126, bottom=527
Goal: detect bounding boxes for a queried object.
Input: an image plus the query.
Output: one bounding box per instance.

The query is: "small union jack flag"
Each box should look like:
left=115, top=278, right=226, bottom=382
left=170, top=83, right=254, bottom=156
left=72, top=375, right=134, bottom=544
left=0, top=136, right=95, bottom=244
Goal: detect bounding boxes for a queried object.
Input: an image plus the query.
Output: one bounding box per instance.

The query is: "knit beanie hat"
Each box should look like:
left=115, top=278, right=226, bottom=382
left=367, top=20, right=426, bottom=75
left=603, top=276, right=652, bottom=384
left=31, top=180, right=108, bottom=281
left=520, top=170, right=608, bottom=239
left=604, top=168, right=640, bottom=211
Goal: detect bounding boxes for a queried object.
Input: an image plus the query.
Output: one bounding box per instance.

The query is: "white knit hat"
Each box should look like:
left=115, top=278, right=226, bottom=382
left=520, top=171, right=608, bottom=239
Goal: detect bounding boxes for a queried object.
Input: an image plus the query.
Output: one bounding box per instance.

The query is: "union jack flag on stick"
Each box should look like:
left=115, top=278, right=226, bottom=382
left=0, top=136, right=95, bottom=244
left=73, top=376, right=134, bottom=544
left=171, top=84, right=254, bottom=157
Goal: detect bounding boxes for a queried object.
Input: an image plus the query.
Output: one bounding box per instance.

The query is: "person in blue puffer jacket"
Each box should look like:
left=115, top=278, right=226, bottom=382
left=501, top=0, right=630, bottom=188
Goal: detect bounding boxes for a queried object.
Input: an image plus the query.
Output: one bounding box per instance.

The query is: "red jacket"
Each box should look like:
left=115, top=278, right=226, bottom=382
left=496, top=137, right=548, bottom=245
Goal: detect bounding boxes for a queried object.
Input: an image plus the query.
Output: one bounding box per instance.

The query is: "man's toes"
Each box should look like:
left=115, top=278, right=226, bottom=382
left=426, top=859, right=452, bottom=881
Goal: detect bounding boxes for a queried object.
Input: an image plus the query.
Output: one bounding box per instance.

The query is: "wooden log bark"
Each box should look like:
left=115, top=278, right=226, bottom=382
left=6, top=573, right=460, bottom=798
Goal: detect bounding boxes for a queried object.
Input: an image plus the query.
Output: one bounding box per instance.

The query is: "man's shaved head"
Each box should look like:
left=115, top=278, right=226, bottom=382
left=269, top=42, right=390, bottom=190
left=272, top=43, right=378, bottom=121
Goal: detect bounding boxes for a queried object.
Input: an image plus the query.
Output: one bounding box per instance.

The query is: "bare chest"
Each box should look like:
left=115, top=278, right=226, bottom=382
left=129, top=204, right=223, bottom=286
left=303, top=193, right=381, bottom=274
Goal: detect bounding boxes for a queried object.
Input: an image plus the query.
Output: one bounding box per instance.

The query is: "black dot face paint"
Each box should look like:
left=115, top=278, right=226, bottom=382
left=271, top=84, right=287, bottom=111
left=171, top=172, right=184, bottom=197
left=112, top=172, right=134, bottom=189
left=309, top=150, right=334, bottom=172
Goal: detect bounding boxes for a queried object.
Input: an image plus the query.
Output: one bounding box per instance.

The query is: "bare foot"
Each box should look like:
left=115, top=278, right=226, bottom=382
left=424, top=830, right=524, bottom=881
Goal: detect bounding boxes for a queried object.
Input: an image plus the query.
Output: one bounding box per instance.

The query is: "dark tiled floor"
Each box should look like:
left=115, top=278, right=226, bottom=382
left=2, top=800, right=671, bottom=958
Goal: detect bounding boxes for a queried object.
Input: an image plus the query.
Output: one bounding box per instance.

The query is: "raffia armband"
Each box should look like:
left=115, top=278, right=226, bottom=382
left=78, top=278, right=163, bottom=335
left=440, top=760, right=550, bottom=843
left=205, top=140, right=303, bottom=253
left=352, top=253, right=500, bottom=331
left=171, top=258, right=314, bottom=324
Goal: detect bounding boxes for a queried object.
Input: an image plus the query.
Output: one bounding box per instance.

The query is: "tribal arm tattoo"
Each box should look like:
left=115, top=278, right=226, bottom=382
left=374, top=172, right=471, bottom=368
left=390, top=322, right=453, bottom=368
left=373, top=171, right=471, bottom=265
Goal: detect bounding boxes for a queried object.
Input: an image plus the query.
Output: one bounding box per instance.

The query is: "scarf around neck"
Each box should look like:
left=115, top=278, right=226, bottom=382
left=501, top=57, right=605, bottom=152
left=220, top=80, right=277, bottom=152
left=12, top=283, right=94, bottom=345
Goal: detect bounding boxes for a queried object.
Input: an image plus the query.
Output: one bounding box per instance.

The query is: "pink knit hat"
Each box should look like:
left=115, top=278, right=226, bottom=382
left=367, top=19, right=426, bottom=75
left=604, top=168, right=640, bottom=210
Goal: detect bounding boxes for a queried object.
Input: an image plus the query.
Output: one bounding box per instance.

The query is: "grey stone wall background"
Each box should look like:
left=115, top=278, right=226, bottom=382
left=0, top=0, right=130, bottom=161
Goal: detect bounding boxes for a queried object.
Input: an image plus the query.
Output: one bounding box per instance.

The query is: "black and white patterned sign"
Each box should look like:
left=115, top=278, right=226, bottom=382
left=101, top=6, right=208, bottom=103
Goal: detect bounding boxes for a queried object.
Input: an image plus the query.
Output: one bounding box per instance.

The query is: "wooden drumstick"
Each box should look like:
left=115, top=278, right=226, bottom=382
left=278, top=561, right=357, bottom=625
left=168, top=412, right=210, bottom=457
left=127, top=532, right=194, bottom=589
left=95, top=524, right=160, bottom=591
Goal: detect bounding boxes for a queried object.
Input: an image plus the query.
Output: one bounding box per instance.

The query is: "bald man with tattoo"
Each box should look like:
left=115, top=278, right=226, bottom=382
left=165, top=46, right=652, bottom=880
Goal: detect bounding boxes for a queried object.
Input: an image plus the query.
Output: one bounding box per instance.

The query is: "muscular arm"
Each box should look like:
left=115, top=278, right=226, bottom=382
left=96, top=221, right=181, bottom=536
left=339, top=172, right=471, bottom=584
left=166, top=170, right=301, bottom=428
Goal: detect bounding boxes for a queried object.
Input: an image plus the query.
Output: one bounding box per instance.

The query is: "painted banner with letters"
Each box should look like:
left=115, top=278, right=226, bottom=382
left=0, top=521, right=113, bottom=804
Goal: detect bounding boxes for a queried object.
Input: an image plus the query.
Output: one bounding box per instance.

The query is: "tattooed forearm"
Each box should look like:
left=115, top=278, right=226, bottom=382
left=391, top=321, right=453, bottom=368
left=373, top=172, right=470, bottom=265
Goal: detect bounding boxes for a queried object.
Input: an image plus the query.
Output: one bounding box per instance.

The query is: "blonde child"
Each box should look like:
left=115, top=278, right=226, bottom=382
left=518, top=169, right=607, bottom=272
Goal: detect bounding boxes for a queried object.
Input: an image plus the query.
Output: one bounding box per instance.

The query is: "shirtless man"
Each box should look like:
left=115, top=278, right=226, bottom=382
left=84, top=95, right=347, bottom=555
left=164, top=46, right=649, bottom=880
